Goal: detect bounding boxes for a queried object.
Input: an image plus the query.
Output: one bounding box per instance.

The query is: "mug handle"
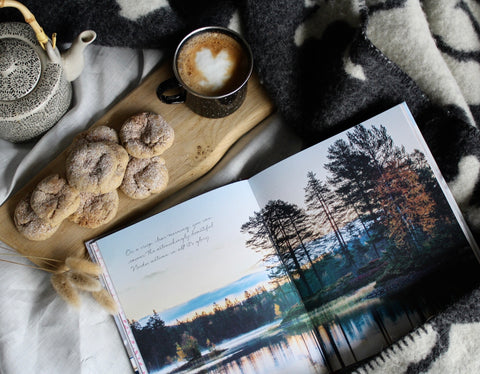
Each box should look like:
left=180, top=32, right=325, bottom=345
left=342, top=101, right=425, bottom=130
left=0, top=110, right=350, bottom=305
left=156, top=77, right=187, bottom=104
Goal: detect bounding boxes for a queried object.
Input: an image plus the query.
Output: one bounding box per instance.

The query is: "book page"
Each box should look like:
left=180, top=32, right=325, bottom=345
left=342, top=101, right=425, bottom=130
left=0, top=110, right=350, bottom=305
left=245, top=103, right=480, bottom=371
left=90, top=181, right=326, bottom=374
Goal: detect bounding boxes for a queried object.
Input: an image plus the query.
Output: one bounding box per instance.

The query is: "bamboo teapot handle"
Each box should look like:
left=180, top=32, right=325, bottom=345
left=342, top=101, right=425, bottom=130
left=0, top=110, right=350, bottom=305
left=0, top=0, right=51, bottom=49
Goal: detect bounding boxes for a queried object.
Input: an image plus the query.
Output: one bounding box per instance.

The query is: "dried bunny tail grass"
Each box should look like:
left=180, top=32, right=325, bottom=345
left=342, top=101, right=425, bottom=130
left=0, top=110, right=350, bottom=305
left=51, top=273, right=80, bottom=308
left=67, top=271, right=102, bottom=292
left=54, top=263, right=69, bottom=273
left=92, top=288, right=119, bottom=315
left=65, top=256, right=102, bottom=276
left=0, top=243, right=64, bottom=273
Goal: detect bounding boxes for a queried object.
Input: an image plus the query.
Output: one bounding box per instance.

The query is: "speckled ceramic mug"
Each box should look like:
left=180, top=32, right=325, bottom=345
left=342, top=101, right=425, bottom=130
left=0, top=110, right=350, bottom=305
left=156, top=27, right=253, bottom=118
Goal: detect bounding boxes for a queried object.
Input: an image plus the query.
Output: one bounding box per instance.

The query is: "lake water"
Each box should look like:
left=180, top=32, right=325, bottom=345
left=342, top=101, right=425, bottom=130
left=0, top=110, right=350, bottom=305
left=149, top=297, right=426, bottom=374
left=312, top=297, right=425, bottom=371
left=147, top=290, right=449, bottom=374
left=152, top=321, right=327, bottom=374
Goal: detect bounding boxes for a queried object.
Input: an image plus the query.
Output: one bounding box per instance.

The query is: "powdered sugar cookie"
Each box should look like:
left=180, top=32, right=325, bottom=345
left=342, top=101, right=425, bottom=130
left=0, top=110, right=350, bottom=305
left=66, top=141, right=129, bottom=194
left=72, top=125, right=119, bottom=148
left=120, top=156, right=169, bottom=199
left=14, top=194, right=60, bottom=241
left=30, top=174, right=80, bottom=226
left=68, top=190, right=119, bottom=228
left=119, top=112, right=174, bottom=158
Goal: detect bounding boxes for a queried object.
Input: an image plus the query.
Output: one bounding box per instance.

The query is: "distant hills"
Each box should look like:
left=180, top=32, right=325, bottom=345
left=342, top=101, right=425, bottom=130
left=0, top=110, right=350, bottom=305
left=139, top=271, right=270, bottom=326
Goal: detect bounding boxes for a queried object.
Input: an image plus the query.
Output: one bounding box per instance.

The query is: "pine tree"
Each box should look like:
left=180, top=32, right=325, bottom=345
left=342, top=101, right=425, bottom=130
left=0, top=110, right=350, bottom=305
left=305, top=172, right=354, bottom=266
left=241, top=200, right=320, bottom=297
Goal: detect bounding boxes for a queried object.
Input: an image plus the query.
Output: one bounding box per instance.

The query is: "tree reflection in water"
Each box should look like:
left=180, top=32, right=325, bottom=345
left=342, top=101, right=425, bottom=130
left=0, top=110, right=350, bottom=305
left=160, top=324, right=326, bottom=374
left=215, top=331, right=325, bottom=374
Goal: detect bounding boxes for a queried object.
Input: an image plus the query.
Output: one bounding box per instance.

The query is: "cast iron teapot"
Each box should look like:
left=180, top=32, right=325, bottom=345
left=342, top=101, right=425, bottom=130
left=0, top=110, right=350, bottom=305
left=0, top=0, right=96, bottom=142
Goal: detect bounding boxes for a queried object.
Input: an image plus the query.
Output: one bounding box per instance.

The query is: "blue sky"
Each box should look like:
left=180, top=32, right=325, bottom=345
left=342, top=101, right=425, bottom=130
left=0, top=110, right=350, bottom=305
left=96, top=181, right=267, bottom=321
left=141, top=271, right=270, bottom=325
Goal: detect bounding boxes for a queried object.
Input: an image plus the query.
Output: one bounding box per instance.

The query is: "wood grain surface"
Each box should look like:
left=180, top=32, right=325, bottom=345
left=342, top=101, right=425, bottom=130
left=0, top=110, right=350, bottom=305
left=0, top=63, right=274, bottom=269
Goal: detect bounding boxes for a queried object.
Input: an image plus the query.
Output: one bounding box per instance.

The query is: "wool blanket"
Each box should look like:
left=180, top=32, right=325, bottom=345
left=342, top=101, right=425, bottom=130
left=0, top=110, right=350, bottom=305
left=1, top=1, right=480, bottom=373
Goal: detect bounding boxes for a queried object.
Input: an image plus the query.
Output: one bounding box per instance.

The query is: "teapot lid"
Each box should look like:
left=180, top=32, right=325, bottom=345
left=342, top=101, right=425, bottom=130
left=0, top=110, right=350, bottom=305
left=0, top=22, right=43, bottom=101
left=0, top=38, right=41, bottom=101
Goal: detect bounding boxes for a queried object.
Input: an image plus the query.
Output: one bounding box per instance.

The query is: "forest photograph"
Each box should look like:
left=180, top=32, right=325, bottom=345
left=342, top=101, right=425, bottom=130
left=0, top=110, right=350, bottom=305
left=243, top=111, right=478, bottom=370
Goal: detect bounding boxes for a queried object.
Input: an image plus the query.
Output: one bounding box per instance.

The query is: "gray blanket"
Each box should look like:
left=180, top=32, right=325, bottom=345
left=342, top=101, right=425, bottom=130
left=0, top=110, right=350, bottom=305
left=2, top=0, right=480, bottom=372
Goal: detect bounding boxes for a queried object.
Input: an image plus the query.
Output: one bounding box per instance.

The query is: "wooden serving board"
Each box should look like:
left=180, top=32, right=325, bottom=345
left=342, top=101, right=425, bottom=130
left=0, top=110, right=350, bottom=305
left=0, top=63, right=274, bottom=269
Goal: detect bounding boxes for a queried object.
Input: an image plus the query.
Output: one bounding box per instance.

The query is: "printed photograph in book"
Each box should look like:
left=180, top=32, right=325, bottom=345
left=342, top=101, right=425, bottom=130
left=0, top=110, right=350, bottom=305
left=246, top=103, right=480, bottom=371
left=88, top=104, right=480, bottom=374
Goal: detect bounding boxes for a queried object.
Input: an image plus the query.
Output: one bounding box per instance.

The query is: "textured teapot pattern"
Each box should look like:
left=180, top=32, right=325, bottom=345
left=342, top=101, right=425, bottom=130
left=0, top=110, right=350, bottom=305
left=0, top=35, right=41, bottom=100
left=0, top=22, right=72, bottom=142
left=0, top=22, right=73, bottom=142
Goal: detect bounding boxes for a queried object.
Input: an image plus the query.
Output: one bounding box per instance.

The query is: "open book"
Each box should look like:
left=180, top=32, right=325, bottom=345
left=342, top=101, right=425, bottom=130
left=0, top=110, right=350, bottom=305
left=86, top=103, right=480, bottom=374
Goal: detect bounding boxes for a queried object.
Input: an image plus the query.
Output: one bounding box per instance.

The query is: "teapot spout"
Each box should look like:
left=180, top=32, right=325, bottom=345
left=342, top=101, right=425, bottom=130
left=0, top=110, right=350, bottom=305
left=61, top=30, right=96, bottom=82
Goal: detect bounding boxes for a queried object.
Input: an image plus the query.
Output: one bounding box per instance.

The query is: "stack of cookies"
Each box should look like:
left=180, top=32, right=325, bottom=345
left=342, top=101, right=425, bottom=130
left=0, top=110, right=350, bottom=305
left=119, top=112, right=173, bottom=199
left=14, top=175, right=82, bottom=241
left=13, top=112, right=174, bottom=241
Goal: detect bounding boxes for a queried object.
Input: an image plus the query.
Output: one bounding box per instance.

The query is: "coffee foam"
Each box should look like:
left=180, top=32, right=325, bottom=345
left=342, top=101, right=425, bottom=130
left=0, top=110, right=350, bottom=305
left=195, top=48, right=233, bottom=92
left=177, top=32, right=249, bottom=96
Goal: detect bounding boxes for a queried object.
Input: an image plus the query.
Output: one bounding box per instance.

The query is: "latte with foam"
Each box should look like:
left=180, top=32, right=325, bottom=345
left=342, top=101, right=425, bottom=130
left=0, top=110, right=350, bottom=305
left=176, top=31, right=250, bottom=96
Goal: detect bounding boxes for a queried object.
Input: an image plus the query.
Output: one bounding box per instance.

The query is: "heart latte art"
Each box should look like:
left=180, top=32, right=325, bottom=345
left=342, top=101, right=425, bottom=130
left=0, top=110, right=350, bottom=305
left=195, top=49, right=233, bottom=92
left=177, top=32, right=249, bottom=96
